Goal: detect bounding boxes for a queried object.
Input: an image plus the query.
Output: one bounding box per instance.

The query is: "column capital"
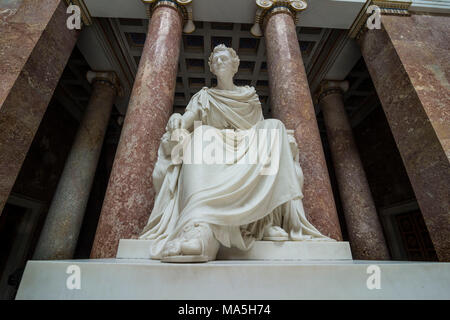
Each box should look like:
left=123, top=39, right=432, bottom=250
left=349, top=0, right=411, bottom=39
left=316, top=80, right=349, bottom=103
left=142, top=0, right=195, bottom=34
left=250, top=0, right=308, bottom=37
left=87, top=71, right=122, bottom=96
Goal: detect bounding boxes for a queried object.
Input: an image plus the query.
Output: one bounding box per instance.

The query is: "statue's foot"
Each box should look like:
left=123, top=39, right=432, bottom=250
left=161, top=222, right=220, bottom=263
left=263, top=225, right=289, bottom=241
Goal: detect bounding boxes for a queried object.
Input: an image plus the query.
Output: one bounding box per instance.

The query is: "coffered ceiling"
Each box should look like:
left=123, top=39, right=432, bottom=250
left=109, top=18, right=332, bottom=117
left=77, top=1, right=369, bottom=117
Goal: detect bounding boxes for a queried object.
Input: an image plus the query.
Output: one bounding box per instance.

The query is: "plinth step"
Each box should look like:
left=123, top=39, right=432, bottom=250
left=116, top=239, right=353, bottom=260
left=16, top=259, right=450, bottom=299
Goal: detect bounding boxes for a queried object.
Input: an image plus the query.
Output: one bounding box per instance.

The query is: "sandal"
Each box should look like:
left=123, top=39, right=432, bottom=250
left=161, top=223, right=220, bottom=263
left=262, top=225, right=289, bottom=241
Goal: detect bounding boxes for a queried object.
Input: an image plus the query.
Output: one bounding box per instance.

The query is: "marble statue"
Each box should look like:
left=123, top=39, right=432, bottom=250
left=139, top=44, right=332, bottom=262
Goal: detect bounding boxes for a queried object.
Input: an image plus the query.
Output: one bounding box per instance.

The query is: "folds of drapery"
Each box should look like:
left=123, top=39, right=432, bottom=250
left=139, top=86, right=330, bottom=259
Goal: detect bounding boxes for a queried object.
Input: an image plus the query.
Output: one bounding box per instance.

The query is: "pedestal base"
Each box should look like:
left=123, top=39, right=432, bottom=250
left=116, top=239, right=353, bottom=260
left=16, top=259, right=450, bottom=299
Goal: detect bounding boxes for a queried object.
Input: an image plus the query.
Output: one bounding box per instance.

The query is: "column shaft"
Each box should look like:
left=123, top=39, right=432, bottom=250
left=90, top=6, right=183, bottom=258
left=33, top=80, right=116, bottom=260
left=320, top=89, right=390, bottom=260
left=0, top=0, right=79, bottom=214
left=264, top=12, right=342, bottom=240
left=359, top=14, right=450, bottom=260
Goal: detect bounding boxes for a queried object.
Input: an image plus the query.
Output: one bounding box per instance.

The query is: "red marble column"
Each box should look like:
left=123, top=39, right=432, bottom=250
left=359, top=13, right=450, bottom=261
left=319, top=81, right=390, bottom=260
left=0, top=0, right=79, bottom=214
left=90, top=5, right=183, bottom=258
left=264, top=12, right=343, bottom=240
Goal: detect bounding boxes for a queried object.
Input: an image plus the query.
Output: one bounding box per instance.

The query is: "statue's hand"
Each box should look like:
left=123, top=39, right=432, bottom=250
left=166, top=113, right=184, bottom=132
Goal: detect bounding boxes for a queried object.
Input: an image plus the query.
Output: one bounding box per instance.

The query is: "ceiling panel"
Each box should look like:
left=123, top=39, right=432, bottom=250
left=111, top=18, right=329, bottom=118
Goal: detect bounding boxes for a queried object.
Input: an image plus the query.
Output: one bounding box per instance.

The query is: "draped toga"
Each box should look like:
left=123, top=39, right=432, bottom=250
left=139, top=86, right=329, bottom=259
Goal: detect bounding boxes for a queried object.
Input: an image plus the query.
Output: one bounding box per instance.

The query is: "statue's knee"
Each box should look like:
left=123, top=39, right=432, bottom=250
left=265, top=118, right=284, bottom=128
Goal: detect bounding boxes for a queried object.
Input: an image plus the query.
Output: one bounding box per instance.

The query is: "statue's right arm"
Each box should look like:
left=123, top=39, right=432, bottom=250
left=167, top=110, right=199, bottom=132
left=167, top=89, right=203, bottom=132
left=181, top=110, right=198, bottom=131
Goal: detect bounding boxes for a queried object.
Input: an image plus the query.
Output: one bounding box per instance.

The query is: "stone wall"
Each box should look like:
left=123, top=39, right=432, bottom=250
left=353, top=105, right=416, bottom=208
left=11, top=100, right=78, bottom=204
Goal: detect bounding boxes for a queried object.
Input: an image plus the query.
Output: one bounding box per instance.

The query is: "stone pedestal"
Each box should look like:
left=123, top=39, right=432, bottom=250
left=319, top=81, right=390, bottom=260
left=358, top=13, right=450, bottom=261
left=264, top=11, right=342, bottom=240
left=90, top=5, right=183, bottom=258
left=16, top=259, right=450, bottom=299
left=0, top=0, right=79, bottom=214
left=33, top=72, right=120, bottom=260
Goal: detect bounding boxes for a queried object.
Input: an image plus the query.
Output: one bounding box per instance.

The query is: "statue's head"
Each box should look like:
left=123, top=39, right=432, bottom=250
left=208, top=44, right=240, bottom=78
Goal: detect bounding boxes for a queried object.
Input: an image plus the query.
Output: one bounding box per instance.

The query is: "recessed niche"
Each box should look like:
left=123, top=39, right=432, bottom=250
left=238, top=61, right=255, bottom=74
left=211, top=37, right=232, bottom=50
left=238, top=38, right=259, bottom=55
left=183, top=35, right=204, bottom=53
left=211, top=22, right=233, bottom=30
left=189, top=77, right=205, bottom=88
left=186, top=59, right=205, bottom=73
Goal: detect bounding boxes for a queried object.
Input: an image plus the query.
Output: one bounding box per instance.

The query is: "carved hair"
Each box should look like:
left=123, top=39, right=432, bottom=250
left=208, top=44, right=240, bottom=74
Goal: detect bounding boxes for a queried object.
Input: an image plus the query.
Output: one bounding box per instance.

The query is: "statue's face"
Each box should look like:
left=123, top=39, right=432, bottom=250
left=210, top=50, right=236, bottom=78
